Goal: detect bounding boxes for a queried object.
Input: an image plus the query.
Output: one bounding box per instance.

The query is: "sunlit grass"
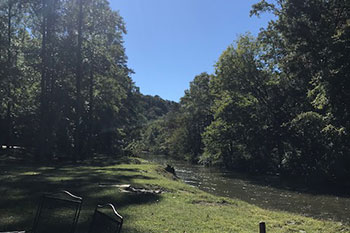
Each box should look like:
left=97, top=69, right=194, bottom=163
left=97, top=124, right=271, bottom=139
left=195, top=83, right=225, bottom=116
left=0, top=155, right=349, bottom=233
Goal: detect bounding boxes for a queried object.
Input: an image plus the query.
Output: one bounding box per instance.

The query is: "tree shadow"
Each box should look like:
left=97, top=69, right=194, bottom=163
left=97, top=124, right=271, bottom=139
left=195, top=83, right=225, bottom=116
left=0, top=157, right=162, bottom=232
left=220, top=171, right=350, bottom=198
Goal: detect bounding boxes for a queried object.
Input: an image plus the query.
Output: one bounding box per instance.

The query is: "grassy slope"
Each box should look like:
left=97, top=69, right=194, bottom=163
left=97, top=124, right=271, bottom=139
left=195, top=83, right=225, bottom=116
left=0, top=155, right=349, bottom=233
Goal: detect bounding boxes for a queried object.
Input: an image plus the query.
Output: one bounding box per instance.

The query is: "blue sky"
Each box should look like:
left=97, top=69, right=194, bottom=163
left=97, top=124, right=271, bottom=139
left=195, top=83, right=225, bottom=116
left=110, top=0, right=273, bottom=102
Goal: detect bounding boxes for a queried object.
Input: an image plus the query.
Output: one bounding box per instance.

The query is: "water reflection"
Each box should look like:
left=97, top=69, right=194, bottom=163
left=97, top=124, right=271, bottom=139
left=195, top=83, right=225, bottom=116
left=147, top=154, right=350, bottom=223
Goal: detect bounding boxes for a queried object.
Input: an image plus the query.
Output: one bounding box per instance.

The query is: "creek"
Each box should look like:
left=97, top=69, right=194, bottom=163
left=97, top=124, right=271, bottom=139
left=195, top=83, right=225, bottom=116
left=147, top=154, right=350, bottom=224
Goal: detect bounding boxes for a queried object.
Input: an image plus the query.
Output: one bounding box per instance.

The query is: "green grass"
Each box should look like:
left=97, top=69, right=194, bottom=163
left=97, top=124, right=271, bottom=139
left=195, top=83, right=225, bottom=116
left=0, top=154, right=349, bottom=233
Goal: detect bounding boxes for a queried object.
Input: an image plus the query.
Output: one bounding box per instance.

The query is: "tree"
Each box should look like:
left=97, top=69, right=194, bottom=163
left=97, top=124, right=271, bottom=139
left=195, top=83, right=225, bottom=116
left=0, top=0, right=33, bottom=150
left=202, top=35, right=280, bottom=172
left=251, top=0, right=350, bottom=180
left=177, top=73, right=213, bottom=161
left=0, top=0, right=137, bottom=160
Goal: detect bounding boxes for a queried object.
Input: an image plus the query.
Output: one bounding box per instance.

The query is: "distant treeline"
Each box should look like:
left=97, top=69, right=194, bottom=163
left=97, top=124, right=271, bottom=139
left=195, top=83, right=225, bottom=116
left=0, top=0, right=177, bottom=160
left=133, top=0, right=350, bottom=183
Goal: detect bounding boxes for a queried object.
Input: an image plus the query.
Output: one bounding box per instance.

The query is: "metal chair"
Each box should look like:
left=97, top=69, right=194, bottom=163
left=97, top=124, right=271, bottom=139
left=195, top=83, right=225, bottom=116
left=88, top=204, right=123, bottom=233
left=31, top=190, right=83, bottom=233
left=0, top=190, right=82, bottom=233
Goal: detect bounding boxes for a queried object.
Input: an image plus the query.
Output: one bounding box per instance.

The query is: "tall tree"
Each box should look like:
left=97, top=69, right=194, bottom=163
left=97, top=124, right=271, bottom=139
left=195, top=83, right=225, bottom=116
left=75, top=0, right=84, bottom=159
left=177, top=73, right=213, bottom=161
left=252, top=0, right=350, bottom=180
left=0, top=0, right=28, bottom=149
left=201, top=35, right=282, bottom=171
left=37, top=0, right=61, bottom=159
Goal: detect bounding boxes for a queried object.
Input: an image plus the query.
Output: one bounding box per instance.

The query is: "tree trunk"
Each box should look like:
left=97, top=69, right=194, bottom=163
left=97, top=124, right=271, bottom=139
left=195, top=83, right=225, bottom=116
left=5, top=1, right=13, bottom=150
left=75, top=0, right=83, bottom=160
left=39, top=0, right=48, bottom=160
left=87, top=62, right=94, bottom=156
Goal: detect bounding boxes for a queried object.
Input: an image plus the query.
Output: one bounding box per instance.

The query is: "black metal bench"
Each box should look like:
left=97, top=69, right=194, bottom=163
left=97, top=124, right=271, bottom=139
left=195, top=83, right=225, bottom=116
left=88, top=203, right=123, bottom=233
left=2, top=190, right=83, bottom=233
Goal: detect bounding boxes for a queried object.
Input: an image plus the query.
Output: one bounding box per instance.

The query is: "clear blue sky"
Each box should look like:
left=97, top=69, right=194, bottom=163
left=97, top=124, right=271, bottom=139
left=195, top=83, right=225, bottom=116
left=110, top=0, right=273, bottom=102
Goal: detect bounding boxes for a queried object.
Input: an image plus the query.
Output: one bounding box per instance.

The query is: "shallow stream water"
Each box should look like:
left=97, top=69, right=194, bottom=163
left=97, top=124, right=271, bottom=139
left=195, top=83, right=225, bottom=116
left=147, top=154, right=350, bottom=224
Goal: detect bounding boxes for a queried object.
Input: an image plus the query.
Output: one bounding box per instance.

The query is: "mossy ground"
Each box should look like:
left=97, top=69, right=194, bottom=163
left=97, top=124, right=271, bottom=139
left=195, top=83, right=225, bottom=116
left=0, top=154, right=349, bottom=233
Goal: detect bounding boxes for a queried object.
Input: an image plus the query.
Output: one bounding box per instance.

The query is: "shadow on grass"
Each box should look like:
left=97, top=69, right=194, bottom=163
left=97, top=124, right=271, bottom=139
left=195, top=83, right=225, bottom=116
left=0, top=156, right=162, bottom=232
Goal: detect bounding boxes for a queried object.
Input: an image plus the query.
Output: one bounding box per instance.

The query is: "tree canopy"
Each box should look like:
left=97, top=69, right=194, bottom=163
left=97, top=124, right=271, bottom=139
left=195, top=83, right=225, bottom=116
left=0, top=0, right=175, bottom=161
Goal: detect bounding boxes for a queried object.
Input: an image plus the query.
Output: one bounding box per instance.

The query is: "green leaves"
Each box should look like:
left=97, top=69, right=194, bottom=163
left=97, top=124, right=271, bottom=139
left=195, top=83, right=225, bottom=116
left=0, top=0, right=141, bottom=159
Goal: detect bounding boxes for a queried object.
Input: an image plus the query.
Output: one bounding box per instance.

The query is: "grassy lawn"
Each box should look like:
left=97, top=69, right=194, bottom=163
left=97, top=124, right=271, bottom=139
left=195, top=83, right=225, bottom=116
left=0, top=154, right=349, bottom=233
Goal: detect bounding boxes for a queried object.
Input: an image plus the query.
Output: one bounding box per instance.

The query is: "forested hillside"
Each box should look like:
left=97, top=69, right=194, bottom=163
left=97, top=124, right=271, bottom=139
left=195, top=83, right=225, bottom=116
left=135, top=0, right=350, bottom=184
left=0, top=0, right=175, bottom=160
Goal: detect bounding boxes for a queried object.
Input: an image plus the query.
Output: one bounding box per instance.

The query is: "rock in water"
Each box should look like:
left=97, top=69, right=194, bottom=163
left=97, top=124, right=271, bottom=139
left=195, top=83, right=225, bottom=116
left=165, top=164, right=176, bottom=176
